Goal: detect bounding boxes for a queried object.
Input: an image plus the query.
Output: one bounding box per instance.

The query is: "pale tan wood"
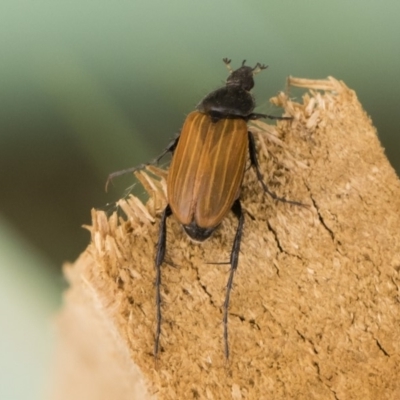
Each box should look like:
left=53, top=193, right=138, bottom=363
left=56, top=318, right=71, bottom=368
left=50, top=77, right=400, bottom=400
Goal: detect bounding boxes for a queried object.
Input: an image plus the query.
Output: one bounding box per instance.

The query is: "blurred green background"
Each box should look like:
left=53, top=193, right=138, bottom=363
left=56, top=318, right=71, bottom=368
left=0, top=1, right=399, bottom=398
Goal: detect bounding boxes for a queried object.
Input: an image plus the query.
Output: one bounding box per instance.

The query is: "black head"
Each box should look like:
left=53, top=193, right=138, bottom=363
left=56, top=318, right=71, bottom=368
left=224, top=58, right=268, bottom=92
left=196, top=58, right=268, bottom=119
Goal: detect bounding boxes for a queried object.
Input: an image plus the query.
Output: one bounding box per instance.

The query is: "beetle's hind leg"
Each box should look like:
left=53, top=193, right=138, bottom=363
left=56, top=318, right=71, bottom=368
left=105, top=135, right=180, bottom=191
left=248, top=131, right=304, bottom=207
left=154, top=205, right=172, bottom=359
left=223, top=199, right=245, bottom=359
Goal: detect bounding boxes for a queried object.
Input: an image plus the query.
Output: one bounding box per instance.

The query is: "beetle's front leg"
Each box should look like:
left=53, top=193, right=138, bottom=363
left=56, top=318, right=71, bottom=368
left=248, top=112, right=292, bottom=121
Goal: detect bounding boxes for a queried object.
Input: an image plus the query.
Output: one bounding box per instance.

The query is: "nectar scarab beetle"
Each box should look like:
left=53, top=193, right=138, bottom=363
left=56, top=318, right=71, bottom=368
left=107, top=58, right=302, bottom=359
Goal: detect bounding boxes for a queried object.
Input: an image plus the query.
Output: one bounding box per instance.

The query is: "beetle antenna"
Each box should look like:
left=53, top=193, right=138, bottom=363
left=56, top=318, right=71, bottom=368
left=223, top=58, right=233, bottom=73
left=252, top=63, right=268, bottom=76
left=241, top=59, right=246, bottom=66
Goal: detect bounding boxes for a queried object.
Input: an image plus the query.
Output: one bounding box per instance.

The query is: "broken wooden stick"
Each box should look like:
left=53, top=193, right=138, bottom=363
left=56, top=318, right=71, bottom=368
left=50, top=77, right=400, bottom=400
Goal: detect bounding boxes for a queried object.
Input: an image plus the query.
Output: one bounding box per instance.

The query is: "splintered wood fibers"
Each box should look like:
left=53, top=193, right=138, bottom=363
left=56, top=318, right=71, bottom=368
left=50, top=77, right=400, bottom=400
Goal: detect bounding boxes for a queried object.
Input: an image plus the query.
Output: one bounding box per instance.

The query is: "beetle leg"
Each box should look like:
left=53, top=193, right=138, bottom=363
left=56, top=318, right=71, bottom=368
left=248, top=131, right=304, bottom=206
left=248, top=112, right=292, bottom=121
left=154, top=205, right=172, bottom=358
left=223, top=199, right=245, bottom=359
left=105, top=136, right=180, bottom=191
left=153, top=135, right=180, bottom=164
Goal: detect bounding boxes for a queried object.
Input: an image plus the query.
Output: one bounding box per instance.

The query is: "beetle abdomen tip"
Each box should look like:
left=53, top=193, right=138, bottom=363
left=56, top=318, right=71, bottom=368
left=183, top=222, right=216, bottom=242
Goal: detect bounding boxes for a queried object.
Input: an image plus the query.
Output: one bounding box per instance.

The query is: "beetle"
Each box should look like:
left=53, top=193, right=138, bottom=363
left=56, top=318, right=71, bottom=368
left=108, top=59, right=301, bottom=358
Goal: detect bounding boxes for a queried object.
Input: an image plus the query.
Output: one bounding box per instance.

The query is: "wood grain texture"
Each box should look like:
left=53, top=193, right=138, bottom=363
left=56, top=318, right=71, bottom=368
left=50, top=77, right=400, bottom=400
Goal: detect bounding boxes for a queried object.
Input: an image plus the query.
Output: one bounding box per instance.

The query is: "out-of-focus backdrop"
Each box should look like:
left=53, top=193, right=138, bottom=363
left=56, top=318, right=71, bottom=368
left=0, top=1, right=399, bottom=398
